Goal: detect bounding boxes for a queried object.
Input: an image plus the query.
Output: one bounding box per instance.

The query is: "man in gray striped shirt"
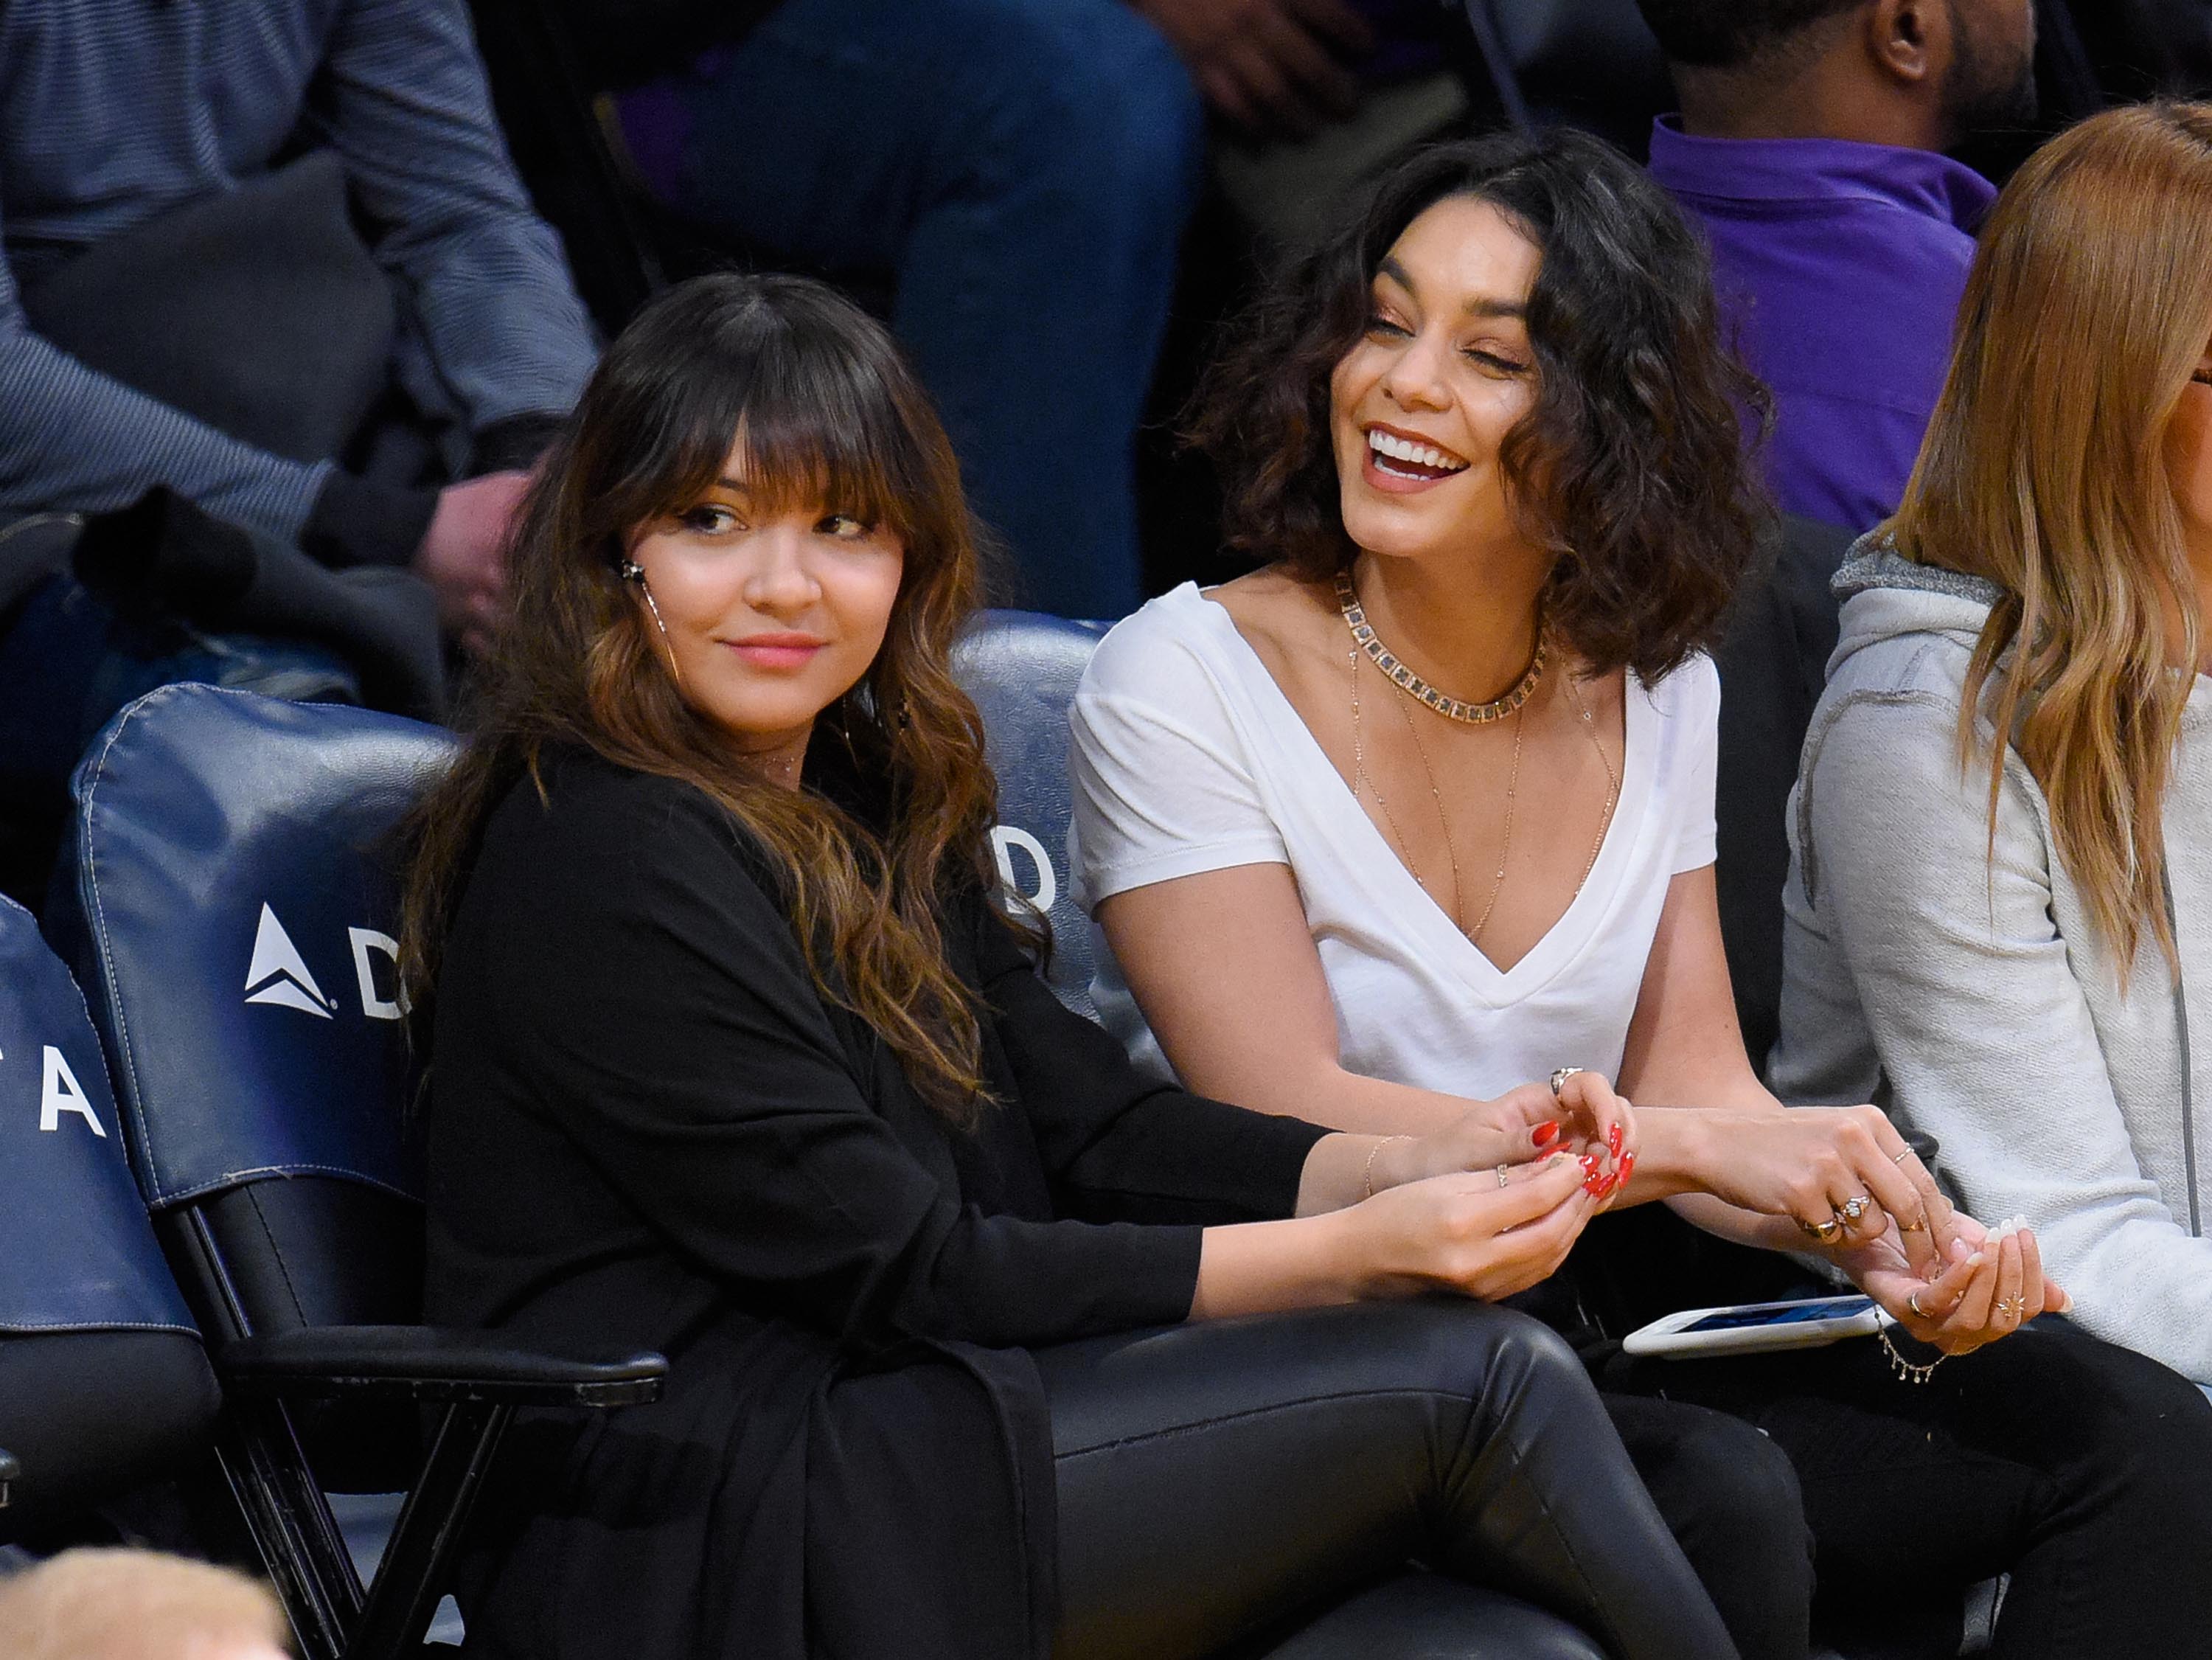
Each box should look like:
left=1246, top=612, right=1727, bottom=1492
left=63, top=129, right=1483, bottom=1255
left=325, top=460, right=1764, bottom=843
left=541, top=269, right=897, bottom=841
left=0, top=0, right=599, bottom=642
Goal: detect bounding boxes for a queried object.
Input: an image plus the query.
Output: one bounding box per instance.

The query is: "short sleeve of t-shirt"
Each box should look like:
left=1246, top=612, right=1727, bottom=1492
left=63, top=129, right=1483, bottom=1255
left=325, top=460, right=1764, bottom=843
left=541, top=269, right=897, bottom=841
left=1663, top=653, right=1721, bottom=876
left=1068, top=596, right=1291, bottom=911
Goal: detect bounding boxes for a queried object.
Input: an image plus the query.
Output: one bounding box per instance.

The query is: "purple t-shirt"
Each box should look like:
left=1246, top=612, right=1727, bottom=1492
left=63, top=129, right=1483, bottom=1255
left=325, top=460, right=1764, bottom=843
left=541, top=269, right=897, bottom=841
left=1647, top=117, right=1996, bottom=532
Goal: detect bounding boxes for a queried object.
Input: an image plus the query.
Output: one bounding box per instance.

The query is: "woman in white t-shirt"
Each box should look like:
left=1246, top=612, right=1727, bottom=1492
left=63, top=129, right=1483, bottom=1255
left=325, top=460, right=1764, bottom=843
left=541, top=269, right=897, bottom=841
left=1069, top=131, right=2212, bottom=1660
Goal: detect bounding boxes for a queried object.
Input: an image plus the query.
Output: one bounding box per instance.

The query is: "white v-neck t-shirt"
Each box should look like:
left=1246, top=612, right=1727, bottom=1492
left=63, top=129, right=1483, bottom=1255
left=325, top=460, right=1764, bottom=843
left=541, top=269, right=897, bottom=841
left=1066, top=582, right=1720, bottom=1097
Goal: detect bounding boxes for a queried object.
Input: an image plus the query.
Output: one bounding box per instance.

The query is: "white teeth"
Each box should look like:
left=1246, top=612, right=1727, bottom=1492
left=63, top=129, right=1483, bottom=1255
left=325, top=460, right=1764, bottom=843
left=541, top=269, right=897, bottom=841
left=1367, top=431, right=1466, bottom=473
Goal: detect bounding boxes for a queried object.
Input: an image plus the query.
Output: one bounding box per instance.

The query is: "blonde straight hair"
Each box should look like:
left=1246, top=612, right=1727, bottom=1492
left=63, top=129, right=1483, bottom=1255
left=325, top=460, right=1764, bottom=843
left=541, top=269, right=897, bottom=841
left=1888, top=102, right=2212, bottom=980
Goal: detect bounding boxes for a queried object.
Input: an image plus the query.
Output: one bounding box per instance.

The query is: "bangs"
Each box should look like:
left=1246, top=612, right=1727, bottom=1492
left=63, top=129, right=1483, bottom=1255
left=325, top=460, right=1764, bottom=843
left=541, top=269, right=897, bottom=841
left=619, top=295, right=937, bottom=541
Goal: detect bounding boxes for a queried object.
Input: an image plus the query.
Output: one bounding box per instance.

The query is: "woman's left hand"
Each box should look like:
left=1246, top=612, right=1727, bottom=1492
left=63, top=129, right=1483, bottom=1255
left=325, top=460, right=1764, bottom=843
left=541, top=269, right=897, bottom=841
left=1832, top=1215, right=2070, bottom=1356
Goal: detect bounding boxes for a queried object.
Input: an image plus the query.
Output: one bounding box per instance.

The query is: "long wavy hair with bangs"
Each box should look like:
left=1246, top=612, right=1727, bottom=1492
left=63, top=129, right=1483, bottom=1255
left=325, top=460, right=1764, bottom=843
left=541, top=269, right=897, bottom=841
left=1888, top=102, right=2212, bottom=981
left=1188, top=127, right=1770, bottom=684
left=400, top=272, right=1012, bottom=1123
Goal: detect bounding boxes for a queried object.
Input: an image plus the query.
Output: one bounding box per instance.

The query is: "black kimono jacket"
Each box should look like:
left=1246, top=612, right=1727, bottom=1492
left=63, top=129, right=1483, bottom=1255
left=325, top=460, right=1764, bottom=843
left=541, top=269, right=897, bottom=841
left=423, top=749, right=1329, bottom=1660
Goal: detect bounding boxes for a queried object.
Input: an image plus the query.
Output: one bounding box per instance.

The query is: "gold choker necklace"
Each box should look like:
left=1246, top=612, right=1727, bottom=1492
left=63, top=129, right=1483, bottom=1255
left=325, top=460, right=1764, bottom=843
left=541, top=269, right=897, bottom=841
left=1335, top=570, right=1545, bottom=723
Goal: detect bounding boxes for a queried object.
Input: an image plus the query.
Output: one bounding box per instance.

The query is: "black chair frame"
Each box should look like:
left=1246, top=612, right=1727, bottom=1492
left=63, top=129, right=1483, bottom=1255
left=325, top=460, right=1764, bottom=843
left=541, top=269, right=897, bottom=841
left=156, top=1203, right=665, bottom=1660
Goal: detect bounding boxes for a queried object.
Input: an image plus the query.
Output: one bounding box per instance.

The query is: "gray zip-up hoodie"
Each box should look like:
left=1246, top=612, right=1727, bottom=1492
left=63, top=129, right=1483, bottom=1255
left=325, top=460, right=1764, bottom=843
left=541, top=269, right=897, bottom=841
left=1771, top=545, right=2212, bottom=1384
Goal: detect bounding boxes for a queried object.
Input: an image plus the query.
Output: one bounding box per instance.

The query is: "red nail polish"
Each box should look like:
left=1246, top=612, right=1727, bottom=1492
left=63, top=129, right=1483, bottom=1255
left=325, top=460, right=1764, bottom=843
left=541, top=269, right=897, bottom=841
left=1607, top=1122, right=1624, bottom=1157
left=1586, top=1170, right=1618, bottom=1199
left=1532, top=1120, right=1560, bottom=1147
left=1617, top=1152, right=1636, bottom=1187
left=1579, top=1151, right=1602, bottom=1176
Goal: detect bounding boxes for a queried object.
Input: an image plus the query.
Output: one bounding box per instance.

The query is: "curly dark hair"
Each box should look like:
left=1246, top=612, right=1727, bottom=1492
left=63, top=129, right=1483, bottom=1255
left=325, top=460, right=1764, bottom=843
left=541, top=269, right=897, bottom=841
left=1189, top=128, right=1770, bottom=683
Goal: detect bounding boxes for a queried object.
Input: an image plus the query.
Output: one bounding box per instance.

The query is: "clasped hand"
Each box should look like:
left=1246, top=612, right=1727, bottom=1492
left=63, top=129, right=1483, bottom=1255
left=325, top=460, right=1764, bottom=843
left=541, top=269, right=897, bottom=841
left=1349, top=1072, right=1637, bottom=1302
left=1694, top=1104, right=1962, bottom=1276
left=1673, top=1104, right=2068, bottom=1352
left=1834, top=1211, right=2070, bottom=1357
left=1375, top=1072, right=1637, bottom=1199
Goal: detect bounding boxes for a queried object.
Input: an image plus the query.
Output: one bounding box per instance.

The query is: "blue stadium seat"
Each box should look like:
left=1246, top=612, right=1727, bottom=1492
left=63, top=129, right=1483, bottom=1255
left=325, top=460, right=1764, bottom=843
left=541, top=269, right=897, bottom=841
left=0, top=893, right=218, bottom=1542
left=47, top=684, right=663, bottom=1660
left=952, top=608, right=1112, bottom=1018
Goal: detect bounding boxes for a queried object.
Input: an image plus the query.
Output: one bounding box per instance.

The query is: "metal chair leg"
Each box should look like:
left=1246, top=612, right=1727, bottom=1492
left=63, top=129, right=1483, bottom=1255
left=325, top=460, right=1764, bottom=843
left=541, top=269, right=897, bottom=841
left=217, top=1402, right=364, bottom=1660
left=346, top=1401, right=511, bottom=1660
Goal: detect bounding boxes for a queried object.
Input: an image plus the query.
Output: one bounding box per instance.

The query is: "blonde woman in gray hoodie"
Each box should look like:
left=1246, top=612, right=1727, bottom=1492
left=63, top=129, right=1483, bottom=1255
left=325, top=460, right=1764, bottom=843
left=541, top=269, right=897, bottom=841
left=1775, top=103, right=2212, bottom=1397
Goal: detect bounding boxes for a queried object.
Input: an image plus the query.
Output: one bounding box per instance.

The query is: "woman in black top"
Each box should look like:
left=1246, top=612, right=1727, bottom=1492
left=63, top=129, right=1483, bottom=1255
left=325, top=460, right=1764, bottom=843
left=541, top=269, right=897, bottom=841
left=405, top=272, right=1742, bottom=1660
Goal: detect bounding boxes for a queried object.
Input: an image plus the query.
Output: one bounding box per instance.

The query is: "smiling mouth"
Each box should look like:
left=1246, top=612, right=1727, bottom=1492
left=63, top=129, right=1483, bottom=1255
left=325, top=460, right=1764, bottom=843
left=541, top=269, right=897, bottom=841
left=724, top=635, right=826, bottom=669
left=1366, top=427, right=1470, bottom=482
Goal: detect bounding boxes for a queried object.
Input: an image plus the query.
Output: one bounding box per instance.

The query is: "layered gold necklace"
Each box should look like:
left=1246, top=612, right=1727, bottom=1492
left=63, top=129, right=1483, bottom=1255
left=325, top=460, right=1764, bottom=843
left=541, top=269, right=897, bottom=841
left=1335, top=570, right=1543, bottom=722
left=1336, top=568, right=1620, bottom=948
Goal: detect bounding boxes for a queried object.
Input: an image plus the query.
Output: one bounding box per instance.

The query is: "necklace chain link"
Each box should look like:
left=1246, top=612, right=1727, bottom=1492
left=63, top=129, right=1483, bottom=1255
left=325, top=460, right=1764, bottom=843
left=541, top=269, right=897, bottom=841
left=1339, top=565, right=1622, bottom=948
left=1335, top=569, right=1545, bottom=722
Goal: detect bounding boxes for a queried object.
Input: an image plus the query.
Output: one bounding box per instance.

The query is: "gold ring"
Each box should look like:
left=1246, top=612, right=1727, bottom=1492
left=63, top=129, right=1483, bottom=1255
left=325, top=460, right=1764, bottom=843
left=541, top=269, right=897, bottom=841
left=1892, top=1147, right=1914, bottom=1164
left=1907, top=1291, right=1928, bottom=1319
left=1899, top=1212, right=1930, bottom=1232
left=1800, top=1215, right=1845, bottom=1243
left=1994, top=1296, right=2027, bottom=1319
left=1549, top=1067, right=1585, bottom=1097
left=1838, top=1195, right=1873, bottom=1223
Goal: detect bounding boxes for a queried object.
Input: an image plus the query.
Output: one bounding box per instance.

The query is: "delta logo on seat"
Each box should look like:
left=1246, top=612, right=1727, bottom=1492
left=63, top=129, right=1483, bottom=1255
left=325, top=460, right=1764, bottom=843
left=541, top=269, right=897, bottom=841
left=243, top=903, right=407, bottom=1022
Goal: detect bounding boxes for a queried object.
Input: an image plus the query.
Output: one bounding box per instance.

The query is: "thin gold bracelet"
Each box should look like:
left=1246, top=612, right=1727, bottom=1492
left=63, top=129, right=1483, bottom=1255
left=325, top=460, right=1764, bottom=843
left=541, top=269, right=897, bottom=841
left=1879, top=1324, right=1944, bottom=1385
left=1362, top=1135, right=1413, bottom=1201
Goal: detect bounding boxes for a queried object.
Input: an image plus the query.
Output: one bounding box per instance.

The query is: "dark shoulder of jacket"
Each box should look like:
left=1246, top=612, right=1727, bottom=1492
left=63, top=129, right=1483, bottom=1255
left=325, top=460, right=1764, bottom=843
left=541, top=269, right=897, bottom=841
left=478, top=744, right=779, bottom=908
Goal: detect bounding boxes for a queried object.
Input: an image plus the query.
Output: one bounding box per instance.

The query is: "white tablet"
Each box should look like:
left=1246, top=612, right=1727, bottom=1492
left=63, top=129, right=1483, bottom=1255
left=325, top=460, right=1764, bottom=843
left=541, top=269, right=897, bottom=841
left=1622, top=1293, right=1891, bottom=1358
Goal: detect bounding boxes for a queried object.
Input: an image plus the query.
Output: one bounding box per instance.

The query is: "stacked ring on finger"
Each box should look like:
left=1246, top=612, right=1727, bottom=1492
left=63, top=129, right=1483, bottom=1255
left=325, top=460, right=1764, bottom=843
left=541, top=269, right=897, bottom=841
left=1837, top=1194, right=1874, bottom=1225
left=1495, top=1164, right=1510, bottom=1190
left=1891, top=1147, right=1915, bottom=1165
left=1549, top=1066, right=1585, bottom=1097
left=1799, top=1215, right=1846, bottom=1243
left=1994, top=1296, right=2028, bottom=1319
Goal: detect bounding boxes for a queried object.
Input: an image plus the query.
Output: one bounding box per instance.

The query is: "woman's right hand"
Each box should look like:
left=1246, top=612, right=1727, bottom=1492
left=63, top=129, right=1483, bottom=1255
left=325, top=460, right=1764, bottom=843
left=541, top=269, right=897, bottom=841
left=1349, top=1152, right=1594, bottom=1302
left=1685, top=1105, right=1957, bottom=1274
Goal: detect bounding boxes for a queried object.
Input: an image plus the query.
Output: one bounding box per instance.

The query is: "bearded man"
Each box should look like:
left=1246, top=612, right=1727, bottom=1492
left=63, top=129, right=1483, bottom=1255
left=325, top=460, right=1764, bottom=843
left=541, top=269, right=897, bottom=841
left=1637, top=0, right=2038, bottom=531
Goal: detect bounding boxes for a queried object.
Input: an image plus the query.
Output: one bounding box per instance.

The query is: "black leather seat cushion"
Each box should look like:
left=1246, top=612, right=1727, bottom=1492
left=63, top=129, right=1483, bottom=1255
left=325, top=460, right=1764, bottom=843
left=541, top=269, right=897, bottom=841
left=0, top=1329, right=219, bottom=1543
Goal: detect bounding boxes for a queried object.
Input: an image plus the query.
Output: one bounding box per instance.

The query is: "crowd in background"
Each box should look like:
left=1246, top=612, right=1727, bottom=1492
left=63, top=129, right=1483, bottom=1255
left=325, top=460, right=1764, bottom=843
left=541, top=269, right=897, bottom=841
left=0, top=0, right=2208, bottom=822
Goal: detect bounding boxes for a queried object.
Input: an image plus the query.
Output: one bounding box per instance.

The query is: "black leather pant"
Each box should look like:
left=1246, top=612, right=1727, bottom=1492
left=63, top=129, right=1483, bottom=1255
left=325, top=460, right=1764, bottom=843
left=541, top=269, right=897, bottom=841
left=1641, top=1316, right=2212, bottom=1659
left=1038, top=1300, right=1743, bottom=1660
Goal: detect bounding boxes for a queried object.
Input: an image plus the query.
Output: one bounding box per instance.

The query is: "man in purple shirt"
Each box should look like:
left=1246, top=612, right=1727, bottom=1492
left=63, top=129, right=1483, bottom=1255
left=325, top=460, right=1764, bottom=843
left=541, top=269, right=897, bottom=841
left=1638, top=0, right=2036, bottom=531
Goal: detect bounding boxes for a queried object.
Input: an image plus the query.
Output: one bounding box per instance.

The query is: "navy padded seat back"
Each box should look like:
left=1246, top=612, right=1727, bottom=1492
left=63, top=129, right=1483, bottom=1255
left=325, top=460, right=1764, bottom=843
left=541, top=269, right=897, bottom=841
left=951, top=611, right=1108, bottom=1017
left=51, top=687, right=456, bottom=1490
left=54, top=685, right=459, bottom=1212
left=0, top=896, right=195, bottom=1333
left=0, top=895, right=218, bottom=1536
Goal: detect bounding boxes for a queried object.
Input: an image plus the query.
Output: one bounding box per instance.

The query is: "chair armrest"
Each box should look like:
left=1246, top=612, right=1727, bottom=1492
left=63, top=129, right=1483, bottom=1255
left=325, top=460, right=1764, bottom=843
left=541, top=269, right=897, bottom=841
left=217, top=1325, right=666, bottom=1406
